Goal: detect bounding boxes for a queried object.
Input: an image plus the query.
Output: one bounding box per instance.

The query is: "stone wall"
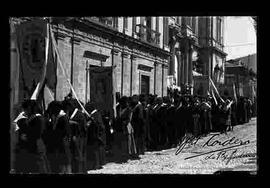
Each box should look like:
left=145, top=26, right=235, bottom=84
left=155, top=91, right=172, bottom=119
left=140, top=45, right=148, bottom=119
left=52, top=21, right=169, bottom=104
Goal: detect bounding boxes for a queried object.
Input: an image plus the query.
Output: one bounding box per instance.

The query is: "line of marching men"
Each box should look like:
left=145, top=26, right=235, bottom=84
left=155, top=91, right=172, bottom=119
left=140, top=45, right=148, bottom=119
left=11, top=91, right=255, bottom=174
left=12, top=93, right=107, bottom=174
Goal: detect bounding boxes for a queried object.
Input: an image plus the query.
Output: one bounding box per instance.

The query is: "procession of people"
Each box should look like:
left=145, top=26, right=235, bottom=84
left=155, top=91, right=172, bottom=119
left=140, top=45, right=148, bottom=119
left=11, top=89, right=256, bottom=174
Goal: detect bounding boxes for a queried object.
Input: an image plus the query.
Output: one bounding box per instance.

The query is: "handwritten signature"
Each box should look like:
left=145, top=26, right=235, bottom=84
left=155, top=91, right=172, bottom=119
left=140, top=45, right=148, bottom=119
left=175, top=133, right=251, bottom=165
left=204, top=149, right=256, bottom=165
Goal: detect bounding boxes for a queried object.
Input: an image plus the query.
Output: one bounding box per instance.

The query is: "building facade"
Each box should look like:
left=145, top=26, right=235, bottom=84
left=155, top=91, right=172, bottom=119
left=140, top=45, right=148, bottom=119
left=223, top=56, right=257, bottom=101
left=11, top=17, right=170, bottom=116
left=168, top=16, right=199, bottom=94
left=168, top=16, right=227, bottom=96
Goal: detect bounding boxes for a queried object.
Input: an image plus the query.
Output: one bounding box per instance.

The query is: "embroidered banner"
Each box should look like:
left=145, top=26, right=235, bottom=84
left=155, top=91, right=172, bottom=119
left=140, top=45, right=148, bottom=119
left=16, top=19, right=47, bottom=98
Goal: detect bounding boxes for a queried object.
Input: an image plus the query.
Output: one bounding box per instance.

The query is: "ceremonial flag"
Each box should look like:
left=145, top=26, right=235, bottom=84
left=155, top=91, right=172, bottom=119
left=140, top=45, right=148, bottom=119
left=30, top=22, right=50, bottom=100
left=233, top=83, right=237, bottom=103
left=10, top=19, right=20, bottom=121
left=209, top=76, right=225, bottom=104
left=16, top=19, right=47, bottom=99
left=211, top=89, right=218, bottom=106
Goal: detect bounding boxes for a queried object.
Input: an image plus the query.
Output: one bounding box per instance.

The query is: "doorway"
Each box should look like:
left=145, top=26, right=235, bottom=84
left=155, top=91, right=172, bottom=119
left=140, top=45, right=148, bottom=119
left=141, top=74, right=150, bottom=95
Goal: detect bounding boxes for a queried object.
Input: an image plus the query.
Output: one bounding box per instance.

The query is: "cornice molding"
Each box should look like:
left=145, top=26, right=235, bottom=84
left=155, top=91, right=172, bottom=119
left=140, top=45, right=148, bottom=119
left=122, top=51, right=130, bottom=58
left=54, top=32, right=67, bottom=41
left=130, top=54, right=138, bottom=60
left=111, top=48, right=120, bottom=55
left=70, top=36, right=81, bottom=45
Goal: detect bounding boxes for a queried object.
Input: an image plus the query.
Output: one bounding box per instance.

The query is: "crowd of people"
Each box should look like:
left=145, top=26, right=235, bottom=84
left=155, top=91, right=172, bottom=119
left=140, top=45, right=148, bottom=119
left=11, top=90, right=256, bottom=174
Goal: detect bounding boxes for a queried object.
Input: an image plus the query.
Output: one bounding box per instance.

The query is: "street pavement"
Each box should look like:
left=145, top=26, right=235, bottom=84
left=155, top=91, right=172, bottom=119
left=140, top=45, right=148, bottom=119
left=87, top=117, right=257, bottom=174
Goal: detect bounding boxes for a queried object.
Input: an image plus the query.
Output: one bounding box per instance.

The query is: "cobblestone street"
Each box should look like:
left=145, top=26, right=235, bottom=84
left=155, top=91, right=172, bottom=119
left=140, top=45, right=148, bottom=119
left=87, top=118, right=257, bottom=174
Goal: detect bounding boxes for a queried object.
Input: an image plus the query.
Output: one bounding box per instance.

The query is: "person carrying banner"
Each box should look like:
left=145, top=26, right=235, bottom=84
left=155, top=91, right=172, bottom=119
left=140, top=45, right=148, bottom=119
left=46, top=100, right=72, bottom=174
left=14, top=99, right=49, bottom=173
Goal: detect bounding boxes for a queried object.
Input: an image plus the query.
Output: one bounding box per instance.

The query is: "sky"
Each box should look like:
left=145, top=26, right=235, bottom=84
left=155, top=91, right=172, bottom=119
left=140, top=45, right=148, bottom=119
left=224, top=16, right=257, bottom=60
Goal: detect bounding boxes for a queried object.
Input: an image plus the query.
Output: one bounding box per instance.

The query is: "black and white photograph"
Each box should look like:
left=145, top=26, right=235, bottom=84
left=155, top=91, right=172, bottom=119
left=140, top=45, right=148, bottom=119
left=9, top=16, right=257, bottom=175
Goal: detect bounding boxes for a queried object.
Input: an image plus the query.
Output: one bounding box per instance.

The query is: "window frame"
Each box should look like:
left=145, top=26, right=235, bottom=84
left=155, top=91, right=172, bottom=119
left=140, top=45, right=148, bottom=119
left=123, top=17, right=128, bottom=30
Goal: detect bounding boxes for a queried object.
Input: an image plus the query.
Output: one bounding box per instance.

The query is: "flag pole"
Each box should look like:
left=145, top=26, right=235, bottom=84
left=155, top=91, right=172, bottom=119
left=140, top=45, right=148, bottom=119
left=49, top=23, right=91, bottom=118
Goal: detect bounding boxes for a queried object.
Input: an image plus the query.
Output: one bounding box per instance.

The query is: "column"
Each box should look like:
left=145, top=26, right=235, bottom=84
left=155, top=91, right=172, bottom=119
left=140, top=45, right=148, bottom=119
left=188, top=44, right=193, bottom=86
left=70, top=35, right=82, bottom=101
left=180, top=49, right=185, bottom=86
left=85, top=60, right=89, bottom=103
left=111, top=48, right=120, bottom=118
left=155, top=62, right=162, bottom=96
left=176, top=50, right=181, bottom=86
left=111, top=48, right=121, bottom=94
left=185, top=41, right=189, bottom=86
left=163, top=63, right=168, bottom=96
left=131, top=54, right=138, bottom=95
left=154, top=61, right=157, bottom=95
left=162, top=63, right=164, bottom=97
left=170, top=46, right=175, bottom=76
left=122, top=51, right=131, bottom=96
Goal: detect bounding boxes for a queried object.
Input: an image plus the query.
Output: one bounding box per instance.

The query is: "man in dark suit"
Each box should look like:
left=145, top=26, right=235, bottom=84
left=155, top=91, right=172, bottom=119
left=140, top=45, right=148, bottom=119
left=46, top=100, right=72, bottom=174
left=166, top=97, right=177, bottom=148
left=131, top=95, right=145, bottom=155
left=85, top=102, right=106, bottom=170
left=63, top=98, right=88, bottom=173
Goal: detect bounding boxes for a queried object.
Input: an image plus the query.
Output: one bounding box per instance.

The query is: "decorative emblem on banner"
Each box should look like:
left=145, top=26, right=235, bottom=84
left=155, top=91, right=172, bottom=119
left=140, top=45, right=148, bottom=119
left=16, top=19, right=47, bottom=96
left=22, top=32, right=45, bottom=71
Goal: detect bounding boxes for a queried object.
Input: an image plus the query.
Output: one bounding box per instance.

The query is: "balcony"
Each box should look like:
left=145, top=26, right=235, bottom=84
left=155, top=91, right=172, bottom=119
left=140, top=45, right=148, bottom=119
left=135, top=24, right=161, bottom=46
left=82, top=17, right=117, bottom=29
left=181, top=24, right=199, bottom=45
left=99, top=17, right=113, bottom=26
left=212, top=38, right=224, bottom=51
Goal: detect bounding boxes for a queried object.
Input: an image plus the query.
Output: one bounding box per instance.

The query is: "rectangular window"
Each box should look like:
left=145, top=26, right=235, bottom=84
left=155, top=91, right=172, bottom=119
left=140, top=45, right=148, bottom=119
left=156, top=17, right=159, bottom=32
left=216, top=17, right=222, bottom=44
left=132, top=17, right=136, bottom=36
left=163, top=17, right=169, bottom=47
left=123, top=17, right=128, bottom=29
left=156, top=17, right=160, bottom=44
left=192, top=17, right=196, bottom=33
left=113, top=17, right=118, bottom=29
left=176, top=17, right=181, bottom=25
left=141, top=75, right=150, bottom=95
left=186, top=17, right=192, bottom=27
left=219, top=18, right=222, bottom=43
left=146, top=17, right=152, bottom=42
left=99, top=17, right=113, bottom=27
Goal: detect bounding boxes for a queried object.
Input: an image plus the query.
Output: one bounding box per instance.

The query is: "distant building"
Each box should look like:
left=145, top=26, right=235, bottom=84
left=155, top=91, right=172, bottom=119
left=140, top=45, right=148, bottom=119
left=223, top=56, right=257, bottom=101
left=229, top=53, right=256, bottom=73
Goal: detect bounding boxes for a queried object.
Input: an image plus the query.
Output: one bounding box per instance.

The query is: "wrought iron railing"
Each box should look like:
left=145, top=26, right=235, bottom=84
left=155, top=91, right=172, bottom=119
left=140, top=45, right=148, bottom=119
left=135, top=24, right=161, bottom=46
